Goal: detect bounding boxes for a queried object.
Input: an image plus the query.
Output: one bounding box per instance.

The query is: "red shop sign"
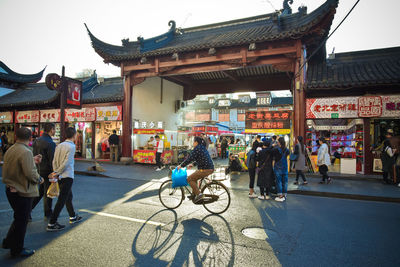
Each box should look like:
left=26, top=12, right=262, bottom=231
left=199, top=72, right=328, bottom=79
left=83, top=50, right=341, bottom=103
left=358, top=96, right=382, bottom=117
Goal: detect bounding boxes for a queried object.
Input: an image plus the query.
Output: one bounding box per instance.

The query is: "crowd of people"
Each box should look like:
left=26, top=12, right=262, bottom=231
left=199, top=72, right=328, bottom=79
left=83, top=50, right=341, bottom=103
left=2, top=123, right=82, bottom=258
left=245, top=135, right=334, bottom=202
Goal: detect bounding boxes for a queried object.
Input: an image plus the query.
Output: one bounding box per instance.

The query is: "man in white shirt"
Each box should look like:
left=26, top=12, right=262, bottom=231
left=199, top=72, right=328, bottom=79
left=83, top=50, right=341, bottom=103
left=154, top=135, right=164, bottom=171
left=47, top=127, right=82, bottom=231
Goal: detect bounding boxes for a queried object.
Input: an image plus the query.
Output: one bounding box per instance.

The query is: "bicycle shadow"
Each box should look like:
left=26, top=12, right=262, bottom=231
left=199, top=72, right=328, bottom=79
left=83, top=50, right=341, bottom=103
left=131, top=210, right=235, bottom=267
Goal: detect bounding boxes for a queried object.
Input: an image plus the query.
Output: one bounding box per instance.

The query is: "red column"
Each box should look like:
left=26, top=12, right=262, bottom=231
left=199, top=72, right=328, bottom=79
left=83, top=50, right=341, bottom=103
left=293, top=41, right=306, bottom=140
left=122, top=75, right=132, bottom=158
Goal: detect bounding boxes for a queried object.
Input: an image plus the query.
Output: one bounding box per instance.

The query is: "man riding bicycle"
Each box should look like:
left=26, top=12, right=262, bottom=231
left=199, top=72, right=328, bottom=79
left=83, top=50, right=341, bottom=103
left=178, top=136, right=214, bottom=203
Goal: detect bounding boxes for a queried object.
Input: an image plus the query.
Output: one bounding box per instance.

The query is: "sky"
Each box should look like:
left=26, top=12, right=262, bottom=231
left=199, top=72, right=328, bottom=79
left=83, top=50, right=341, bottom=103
left=0, top=0, right=399, bottom=81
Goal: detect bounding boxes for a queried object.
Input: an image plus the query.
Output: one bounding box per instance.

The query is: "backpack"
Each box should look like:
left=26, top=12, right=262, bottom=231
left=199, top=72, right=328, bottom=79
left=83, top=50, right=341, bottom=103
left=246, top=150, right=256, bottom=169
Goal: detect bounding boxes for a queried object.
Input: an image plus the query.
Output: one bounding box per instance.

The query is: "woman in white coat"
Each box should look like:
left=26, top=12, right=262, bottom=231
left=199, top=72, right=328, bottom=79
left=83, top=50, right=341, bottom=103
left=317, top=138, right=331, bottom=184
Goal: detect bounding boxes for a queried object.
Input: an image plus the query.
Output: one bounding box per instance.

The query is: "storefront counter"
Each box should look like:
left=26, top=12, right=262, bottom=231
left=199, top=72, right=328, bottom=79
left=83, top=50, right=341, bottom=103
left=133, top=149, right=172, bottom=164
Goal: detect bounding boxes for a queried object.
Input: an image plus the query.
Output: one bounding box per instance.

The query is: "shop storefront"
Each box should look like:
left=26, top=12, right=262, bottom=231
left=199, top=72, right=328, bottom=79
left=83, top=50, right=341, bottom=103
left=95, top=105, right=123, bottom=159
left=0, top=111, right=15, bottom=145
left=15, top=110, right=40, bottom=144
left=306, top=95, right=400, bottom=175
left=39, top=109, right=61, bottom=144
left=65, top=108, right=96, bottom=159
left=132, top=128, right=173, bottom=164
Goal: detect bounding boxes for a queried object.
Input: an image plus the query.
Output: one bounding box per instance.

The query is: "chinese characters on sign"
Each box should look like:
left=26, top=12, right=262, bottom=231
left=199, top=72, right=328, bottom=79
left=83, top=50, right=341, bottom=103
left=306, top=97, right=358, bottom=119
left=40, top=109, right=60, bottom=122
left=0, top=112, right=13, bottom=123
left=15, top=110, right=40, bottom=123
left=193, top=126, right=206, bottom=132
left=358, top=96, right=382, bottom=117
left=206, top=126, right=218, bottom=132
left=245, top=111, right=291, bottom=130
left=96, top=106, right=122, bottom=121
left=65, top=108, right=96, bottom=122
left=381, top=95, right=400, bottom=117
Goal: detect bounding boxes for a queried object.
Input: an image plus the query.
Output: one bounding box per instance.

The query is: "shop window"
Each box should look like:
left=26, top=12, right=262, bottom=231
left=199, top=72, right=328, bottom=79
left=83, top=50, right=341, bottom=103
left=237, top=109, right=246, bottom=121
left=219, top=109, right=230, bottom=122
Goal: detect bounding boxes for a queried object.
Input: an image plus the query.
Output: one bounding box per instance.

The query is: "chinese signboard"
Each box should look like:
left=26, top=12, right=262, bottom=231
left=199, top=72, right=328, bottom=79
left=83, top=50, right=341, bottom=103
left=15, top=110, right=40, bottom=123
left=133, top=129, right=164, bottom=135
left=0, top=112, right=13, bottom=123
left=66, top=78, right=82, bottom=108
left=307, top=95, right=400, bottom=119
left=245, top=111, right=291, bottom=130
left=358, top=96, right=382, bottom=117
left=96, top=106, right=122, bottom=121
left=40, top=109, right=60, bottom=122
left=381, top=95, right=400, bottom=117
left=244, top=129, right=291, bottom=134
left=65, top=108, right=96, bottom=122
left=206, top=126, right=218, bottom=132
left=133, top=150, right=172, bottom=164
left=218, top=99, right=231, bottom=107
left=193, top=126, right=206, bottom=132
left=306, top=97, right=358, bottom=119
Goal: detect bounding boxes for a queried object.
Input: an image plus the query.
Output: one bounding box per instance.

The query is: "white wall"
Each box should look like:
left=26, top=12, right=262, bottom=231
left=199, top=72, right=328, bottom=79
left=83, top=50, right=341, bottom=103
left=132, top=77, right=183, bottom=130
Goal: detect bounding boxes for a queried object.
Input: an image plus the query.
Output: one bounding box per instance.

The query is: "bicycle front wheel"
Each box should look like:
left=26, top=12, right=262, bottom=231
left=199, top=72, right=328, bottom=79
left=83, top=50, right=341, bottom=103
left=159, top=179, right=184, bottom=209
left=201, top=181, right=231, bottom=214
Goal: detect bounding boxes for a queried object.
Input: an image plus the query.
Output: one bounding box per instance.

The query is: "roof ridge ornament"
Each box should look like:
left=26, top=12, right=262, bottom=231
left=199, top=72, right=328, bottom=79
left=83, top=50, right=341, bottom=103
left=134, top=20, right=177, bottom=53
left=282, top=0, right=293, bottom=16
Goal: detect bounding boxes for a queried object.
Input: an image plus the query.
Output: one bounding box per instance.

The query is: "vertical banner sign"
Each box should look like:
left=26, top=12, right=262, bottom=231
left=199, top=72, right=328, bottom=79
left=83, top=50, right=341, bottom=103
left=66, top=78, right=82, bottom=108
left=245, top=111, right=291, bottom=130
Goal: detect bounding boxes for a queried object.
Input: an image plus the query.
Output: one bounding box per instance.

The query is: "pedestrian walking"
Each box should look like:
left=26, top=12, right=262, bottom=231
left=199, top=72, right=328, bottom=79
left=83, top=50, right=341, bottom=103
left=293, top=136, right=308, bottom=185
left=31, top=123, right=56, bottom=221
left=2, top=127, right=44, bottom=257
left=381, top=139, right=396, bottom=184
left=256, top=139, right=275, bottom=200
left=108, top=130, right=119, bottom=162
left=271, top=135, right=278, bottom=147
left=317, top=138, right=331, bottom=184
left=47, top=127, right=82, bottom=231
left=246, top=141, right=258, bottom=198
left=154, top=135, right=165, bottom=171
left=220, top=137, right=228, bottom=159
left=273, top=137, right=290, bottom=202
left=1, top=129, right=9, bottom=162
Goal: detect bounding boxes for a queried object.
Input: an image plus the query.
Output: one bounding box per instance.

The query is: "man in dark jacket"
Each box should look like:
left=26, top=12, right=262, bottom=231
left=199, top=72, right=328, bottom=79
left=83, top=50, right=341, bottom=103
left=31, top=123, right=56, bottom=220
left=108, top=130, right=119, bottom=162
left=178, top=137, right=214, bottom=203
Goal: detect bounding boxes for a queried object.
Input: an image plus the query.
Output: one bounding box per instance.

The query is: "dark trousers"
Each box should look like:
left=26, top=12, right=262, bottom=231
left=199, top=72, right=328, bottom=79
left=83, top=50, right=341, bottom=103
left=248, top=168, right=256, bottom=189
left=156, top=152, right=163, bottom=168
left=4, top=188, right=33, bottom=255
left=49, top=178, right=75, bottom=224
left=221, top=148, right=227, bottom=159
left=319, top=164, right=330, bottom=181
left=31, top=171, right=53, bottom=217
left=295, top=170, right=307, bottom=182
left=259, top=187, right=269, bottom=196
left=382, top=169, right=394, bottom=183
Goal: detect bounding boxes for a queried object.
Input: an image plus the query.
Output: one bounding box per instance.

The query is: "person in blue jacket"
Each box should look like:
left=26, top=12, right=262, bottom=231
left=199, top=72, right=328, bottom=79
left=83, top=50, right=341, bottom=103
left=178, top=136, right=214, bottom=203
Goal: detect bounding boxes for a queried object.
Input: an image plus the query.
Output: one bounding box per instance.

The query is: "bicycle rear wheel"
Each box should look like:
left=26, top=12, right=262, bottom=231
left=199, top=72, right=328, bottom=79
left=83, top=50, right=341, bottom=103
left=201, top=181, right=231, bottom=214
left=159, top=179, right=184, bottom=209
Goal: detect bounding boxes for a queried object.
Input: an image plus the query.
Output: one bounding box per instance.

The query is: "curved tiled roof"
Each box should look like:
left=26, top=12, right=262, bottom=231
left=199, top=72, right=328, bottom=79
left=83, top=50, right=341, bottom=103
left=0, top=61, right=45, bottom=84
left=86, top=0, right=338, bottom=64
left=0, top=76, right=123, bottom=108
left=306, top=46, right=400, bottom=90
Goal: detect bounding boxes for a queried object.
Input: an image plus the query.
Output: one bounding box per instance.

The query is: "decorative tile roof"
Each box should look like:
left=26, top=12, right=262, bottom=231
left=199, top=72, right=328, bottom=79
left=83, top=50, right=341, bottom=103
left=306, top=46, right=400, bottom=90
left=86, top=0, right=338, bottom=64
left=0, top=76, right=123, bottom=109
left=0, top=61, right=45, bottom=85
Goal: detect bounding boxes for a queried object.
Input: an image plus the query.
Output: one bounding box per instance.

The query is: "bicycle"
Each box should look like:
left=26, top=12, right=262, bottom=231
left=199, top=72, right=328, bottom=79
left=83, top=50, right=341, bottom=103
left=158, top=166, right=231, bottom=214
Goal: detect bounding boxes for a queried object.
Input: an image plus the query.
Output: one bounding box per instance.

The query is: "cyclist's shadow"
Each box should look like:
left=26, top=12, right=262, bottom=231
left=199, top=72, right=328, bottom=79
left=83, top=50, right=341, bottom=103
left=131, top=210, right=234, bottom=267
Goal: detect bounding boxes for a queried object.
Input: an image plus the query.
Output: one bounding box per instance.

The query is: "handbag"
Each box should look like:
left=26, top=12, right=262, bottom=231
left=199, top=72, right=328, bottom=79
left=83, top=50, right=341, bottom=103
left=289, top=153, right=298, bottom=161
left=47, top=182, right=60, bottom=199
left=171, top=167, right=188, bottom=188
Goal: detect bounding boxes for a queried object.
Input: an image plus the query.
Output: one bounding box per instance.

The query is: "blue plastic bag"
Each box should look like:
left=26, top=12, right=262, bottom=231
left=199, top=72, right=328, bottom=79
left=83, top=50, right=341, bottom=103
left=171, top=167, right=188, bottom=188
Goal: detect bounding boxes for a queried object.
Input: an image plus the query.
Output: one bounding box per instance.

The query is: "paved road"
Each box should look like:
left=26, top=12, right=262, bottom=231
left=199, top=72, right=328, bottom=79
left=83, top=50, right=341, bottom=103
left=0, top=174, right=399, bottom=267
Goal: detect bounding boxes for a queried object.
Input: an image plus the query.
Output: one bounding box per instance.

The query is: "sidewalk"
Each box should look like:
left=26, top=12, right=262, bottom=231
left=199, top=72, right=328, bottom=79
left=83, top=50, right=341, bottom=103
left=74, top=160, right=400, bottom=203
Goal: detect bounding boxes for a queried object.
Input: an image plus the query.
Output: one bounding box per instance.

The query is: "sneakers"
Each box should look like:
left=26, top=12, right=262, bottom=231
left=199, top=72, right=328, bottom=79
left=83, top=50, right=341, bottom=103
left=293, top=181, right=299, bottom=185
left=319, top=180, right=325, bottom=184
left=69, top=215, right=83, bottom=224
left=11, top=248, right=35, bottom=258
left=327, top=178, right=332, bottom=184
left=249, top=192, right=258, bottom=198
left=258, top=195, right=271, bottom=200
left=302, top=181, right=308, bottom=185
left=47, top=222, right=66, bottom=232
left=398, top=183, right=400, bottom=187
left=275, top=196, right=286, bottom=202
left=194, top=193, right=204, bottom=204
left=155, top=168, right=162, bottom=171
